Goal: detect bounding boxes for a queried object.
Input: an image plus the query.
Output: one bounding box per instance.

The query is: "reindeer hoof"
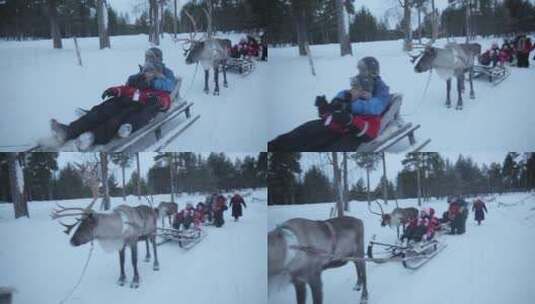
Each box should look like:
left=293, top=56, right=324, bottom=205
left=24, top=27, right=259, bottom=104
left=144, top=256, right=150, bottom=263
left=470, top=93, right=475, bottom=99
left=153, top=264, right=160, bottom=271
left=360, top=298, right=368, bottom=304
left=224, top=83, right=228, bottom=88
left=213, top=91, right=220, bottom=96
left=130, top=281, right=139, bottom=289
left=204, top=89, right=209, bottom=94
left=117, top=277, right=126, bottom=286
left=353, top=284, right=362, bottom=291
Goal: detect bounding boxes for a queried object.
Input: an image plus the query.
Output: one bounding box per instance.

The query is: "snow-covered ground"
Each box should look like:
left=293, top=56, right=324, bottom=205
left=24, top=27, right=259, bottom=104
left=0, top=188, right=267, bottom=304
left=0, top=33, right=268, bottom=152
left=268, top=38, right=535, bottom=151
left=268, top=192, right=535, bottom=304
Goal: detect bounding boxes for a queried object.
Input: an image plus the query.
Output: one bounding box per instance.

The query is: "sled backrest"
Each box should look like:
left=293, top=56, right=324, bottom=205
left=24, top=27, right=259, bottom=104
left=379, top=94, right=402, bottom=133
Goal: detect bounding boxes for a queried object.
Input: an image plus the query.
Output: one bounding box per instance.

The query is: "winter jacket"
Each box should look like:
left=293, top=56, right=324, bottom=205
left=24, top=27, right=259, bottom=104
left=335, top=76, right=390, bottom=116
left=472, top=200, right=488, bottom=221
left=325, top=115, right=381, bottom=140
left=151, top=66, right=177, bottom=93
left=230, top=194, right=247, bottom=218
left=104, top=85, right=172, bottom=111
left=448, top=202, right=460, bottom=220
left=213, top=195, right=228, bottom=212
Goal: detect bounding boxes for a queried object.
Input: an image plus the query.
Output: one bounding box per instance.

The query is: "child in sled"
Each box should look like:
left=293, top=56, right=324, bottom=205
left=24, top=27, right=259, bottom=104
left=268, top=57, right=390, bottom=152
left=49, top=48, right=177, bottom=150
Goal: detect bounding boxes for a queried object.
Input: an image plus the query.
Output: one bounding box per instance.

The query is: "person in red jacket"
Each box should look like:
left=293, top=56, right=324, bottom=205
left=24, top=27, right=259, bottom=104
left=49, top=60, right=174, bottom=150
left=229, top=193, right=247, bottom=222
left=515, top=34, right=533, bottom=68
left=472, top=197, right=488, bottom=225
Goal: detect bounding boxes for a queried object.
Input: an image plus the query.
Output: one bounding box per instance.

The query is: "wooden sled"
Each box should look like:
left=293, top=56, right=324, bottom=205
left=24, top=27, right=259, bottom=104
left=358, top=94, right=431, bottom=152
left=473, top=64, right=510, bottom=86
left=225, top=58, right=255, bottom=75
left=31, top=76, right=200, bottom=152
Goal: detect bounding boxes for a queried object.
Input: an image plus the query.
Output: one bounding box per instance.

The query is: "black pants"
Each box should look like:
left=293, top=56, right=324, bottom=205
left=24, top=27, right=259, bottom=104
left=214, top=210, right=225, bottom=228
left=261, top=45, right=268, bottom=61
left=517, top=52, right=530, bottom=68
left=66, top=96, right=160, bottom=145
left=268, top=119, right=369, bottom=152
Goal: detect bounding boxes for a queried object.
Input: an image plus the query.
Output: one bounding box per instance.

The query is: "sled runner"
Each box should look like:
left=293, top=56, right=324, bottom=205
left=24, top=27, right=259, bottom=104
left=225, top=58, right=255, bottom=75
left=156, top=227, right=206, bottom=249
left=366, top=235, right=447, bottom=270
left=29, top=76, right=200, bottom=152
left=357, top=94, right=431, bottom=152
left=473, top=64, right=510, bottom=86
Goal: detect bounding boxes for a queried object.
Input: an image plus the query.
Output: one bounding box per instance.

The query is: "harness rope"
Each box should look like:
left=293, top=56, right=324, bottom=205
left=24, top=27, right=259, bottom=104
left=401, top=70, right=433, bottom=117
left=182, top=62, right=200, bottom=100
left=59, top=241, right=94, bottom=304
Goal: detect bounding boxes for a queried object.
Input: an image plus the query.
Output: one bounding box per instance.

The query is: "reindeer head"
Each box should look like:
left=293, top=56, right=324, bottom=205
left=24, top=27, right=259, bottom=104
left=368, top=200, right=391, bottom=227
left=413, top=46, right=437, bottom=73
left=51, top=198, right=98, bottom=247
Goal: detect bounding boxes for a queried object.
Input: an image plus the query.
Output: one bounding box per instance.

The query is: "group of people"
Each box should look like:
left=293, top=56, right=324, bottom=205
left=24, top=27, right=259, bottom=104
left=479, top=34, right=534, bottom=68
left=229, top=35, right=268, bottom=61
left=401, top=197, right=489, bottom=243
left=268, top=56, right=390, bottom=151
left=49, top=47, right=177, bottom=150
left=172, top=192, right=247, bottom=231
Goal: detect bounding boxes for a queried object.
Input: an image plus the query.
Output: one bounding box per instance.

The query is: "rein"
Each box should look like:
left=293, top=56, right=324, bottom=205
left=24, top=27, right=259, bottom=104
left=59, top=240, right=94, bottom=304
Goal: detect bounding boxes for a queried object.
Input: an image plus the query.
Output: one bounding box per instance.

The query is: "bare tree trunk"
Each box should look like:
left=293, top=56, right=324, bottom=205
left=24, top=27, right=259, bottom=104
left=343, top=152, right=349, bottom=211
left=169, top=154, right=175, bottom=203
left=47, top=0, right=62, bottom=49
left=97, top=0, right=110, bottom=49
left=173, top=0, right=178, bottom=39
left=465, top=0, right=471, bottom=43
left=121, top=166, right=126, bottom=201
left=331, top=153, right=344, bottom=217
left=73, top=37, right=83, bottom=66
left=382, top=152, right=388, bottom=205
left=149, top=0, right=160, bottom=45
left=100, top=153, right=111, bottom=210
left=417, top=6, right=422, bottom=44
left=416, top=156, right=422, bottom=206
left=335, top=0, right=352, bottom=56
left=431, top=0, right=439, bottom=42
left=402, top=0, right=412, bottom=51
left=366, top=167, right=371, bottom=206
left=8, top=153, right=29, bottom=219
left=295, top=10, right=308, bottom=56
left=136, top=153, right=141, bottom=200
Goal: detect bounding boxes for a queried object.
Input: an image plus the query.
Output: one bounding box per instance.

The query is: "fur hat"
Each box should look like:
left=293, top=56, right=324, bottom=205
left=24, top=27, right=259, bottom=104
left=357, top=56, right=380, bottom=77
left=145, top=47, right=163, bottom=64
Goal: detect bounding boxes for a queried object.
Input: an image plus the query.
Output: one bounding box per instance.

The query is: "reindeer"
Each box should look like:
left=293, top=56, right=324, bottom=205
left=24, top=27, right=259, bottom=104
left=179, top=10, right=231, bottom=96
left=268, top=216, right=368, bottom=304
left=156, top=201, right=178, bottom=227
left=411, top=42, right=481, bottom=110
left=51, top=198, right=159, bottom=288
left=368, top=200, right=419, bottom=239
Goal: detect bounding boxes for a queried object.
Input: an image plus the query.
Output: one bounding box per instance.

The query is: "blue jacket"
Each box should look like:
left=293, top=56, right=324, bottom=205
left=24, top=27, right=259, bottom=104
left=151, top=66, right=177, bottom=93
left=336, top=76, right=390, bottom=116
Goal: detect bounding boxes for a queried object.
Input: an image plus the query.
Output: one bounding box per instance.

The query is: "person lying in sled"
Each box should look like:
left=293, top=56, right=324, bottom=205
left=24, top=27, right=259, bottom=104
left=401, top=208, right=438, bottom=243
left=50, top=50, right=177, bottom=150
left=268, top=56, right=390, bottom=152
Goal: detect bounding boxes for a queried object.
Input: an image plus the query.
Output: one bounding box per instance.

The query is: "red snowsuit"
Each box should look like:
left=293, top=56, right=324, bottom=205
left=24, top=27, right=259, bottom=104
left=105, top=85, right=172, bottom=111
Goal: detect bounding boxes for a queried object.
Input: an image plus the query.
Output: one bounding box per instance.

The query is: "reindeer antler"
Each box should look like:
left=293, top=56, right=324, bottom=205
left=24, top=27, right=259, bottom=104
left=59, top=220, right=81, bottom=235
left=51, top=203, right=87, bottom=220
left=368, top=200, right=385, bottom=216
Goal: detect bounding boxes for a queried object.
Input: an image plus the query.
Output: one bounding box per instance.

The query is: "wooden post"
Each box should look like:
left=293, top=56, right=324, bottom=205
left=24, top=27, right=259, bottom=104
left=305, top=43, right=316, bottom=76
left=73, top=37, right=83, bottom=66
left=335, top=0, right=352, bottom=56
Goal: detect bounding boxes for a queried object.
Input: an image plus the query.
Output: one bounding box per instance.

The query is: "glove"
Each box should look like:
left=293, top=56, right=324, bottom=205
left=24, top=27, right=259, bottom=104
left=127, top=73, right=149, bottom=90
left=101, top=88, right=119, bottom=100
left=331, top=110, right=353, bottom=127
left=315, top=95, right=330, bottom=117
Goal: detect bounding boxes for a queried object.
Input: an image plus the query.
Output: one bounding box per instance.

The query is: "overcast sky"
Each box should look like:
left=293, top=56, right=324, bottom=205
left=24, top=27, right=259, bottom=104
left=299, top=152, right=510, bottom=190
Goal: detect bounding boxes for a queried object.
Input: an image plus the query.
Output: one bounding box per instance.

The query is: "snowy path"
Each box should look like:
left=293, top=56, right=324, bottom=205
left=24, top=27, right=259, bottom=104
left=268, top=39, right=535, bottom=151
left=268, top=193, right=535, bottom=304
left=0, top=189, right=267, bottom=304
left=0, top=34, right=268, bottom=151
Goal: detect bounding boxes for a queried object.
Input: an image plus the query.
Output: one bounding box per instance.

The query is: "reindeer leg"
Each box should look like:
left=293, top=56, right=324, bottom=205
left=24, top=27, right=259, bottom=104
left=309, top=273, right=323, bottom=304
left=469, top=68, right=475, bottom=99
left=446, top=79, right=452, bottom=108
left=359, top=259, right=368, bottom=304
left=117, top=246, right=127, bottom=286
left=204, top=70, right=209, bottom=94
left=293, top=279, right=307, bottom=304
left=457, top=76, right=464, bottom=110
left=151, top=235, right=160, bottom=271
left=213, top=66, right=220, bottom=96
left=144, top=239, right=151, bottom=262
left=223, top=63, right=228, bottom=88
left=130, top=243, right=140, bottom=288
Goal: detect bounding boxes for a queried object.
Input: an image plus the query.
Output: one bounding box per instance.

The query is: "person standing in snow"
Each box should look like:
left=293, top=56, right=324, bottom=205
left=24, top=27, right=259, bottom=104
left=212, top=193, right=228, bottom=228
left=472, top=197, right=488, bottom=225
left=268, top=56, right=391, bottom=151
left=515, top=34, right=533, bottom=68
left=49, top=48, right=177, bottom=150
left=229, top=193, right=247, bottom=222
